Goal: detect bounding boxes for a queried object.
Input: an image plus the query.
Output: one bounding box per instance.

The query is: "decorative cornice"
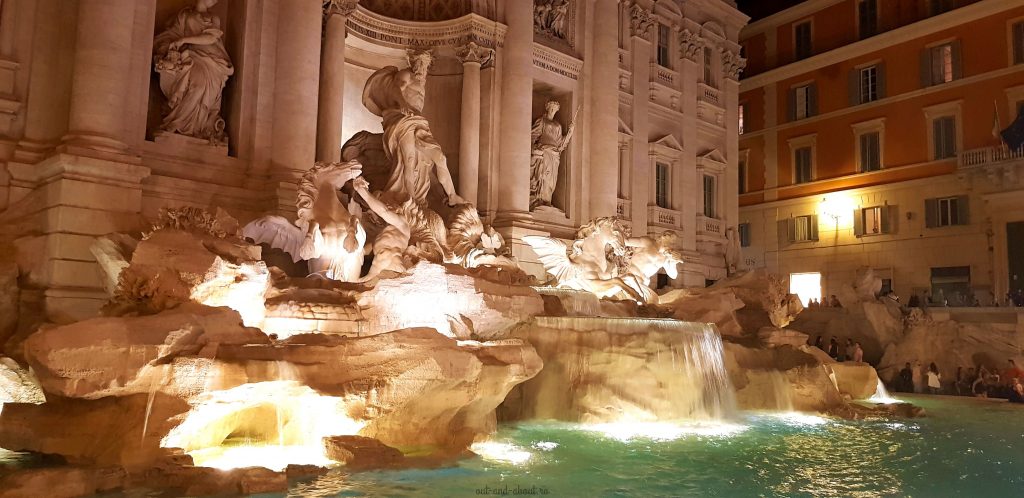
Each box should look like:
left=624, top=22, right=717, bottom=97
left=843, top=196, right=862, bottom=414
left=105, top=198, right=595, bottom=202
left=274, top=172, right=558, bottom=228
left=721, top=49, right=746, bottom=80
left=456, top=41, right=493, bottom=65
left=678, top=28, right=705, bottom=62
left=532, top=43, right=583, bottom=80
left=323, top=0, right=358, bottom=20
left=347, top=9, right=505, bottom=50
left=629, top=4, right=655, bottom=39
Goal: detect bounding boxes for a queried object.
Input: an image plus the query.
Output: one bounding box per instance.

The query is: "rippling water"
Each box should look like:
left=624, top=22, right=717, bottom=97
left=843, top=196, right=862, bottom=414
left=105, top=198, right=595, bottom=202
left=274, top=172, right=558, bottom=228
left=280, top=396, right=1024, bottom=498
left=5, top=395, right=1022, bottom=497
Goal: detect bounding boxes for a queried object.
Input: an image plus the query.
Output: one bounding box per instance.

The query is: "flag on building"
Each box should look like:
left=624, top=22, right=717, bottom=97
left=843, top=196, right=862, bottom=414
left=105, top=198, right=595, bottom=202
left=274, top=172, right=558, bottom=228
left=1002, top=110, right=1024, bottom=151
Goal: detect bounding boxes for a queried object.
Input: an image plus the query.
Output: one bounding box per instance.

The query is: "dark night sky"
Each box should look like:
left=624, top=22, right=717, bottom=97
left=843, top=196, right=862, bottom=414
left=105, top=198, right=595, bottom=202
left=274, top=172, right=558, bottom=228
left=736, top=0, right=806, bottom=22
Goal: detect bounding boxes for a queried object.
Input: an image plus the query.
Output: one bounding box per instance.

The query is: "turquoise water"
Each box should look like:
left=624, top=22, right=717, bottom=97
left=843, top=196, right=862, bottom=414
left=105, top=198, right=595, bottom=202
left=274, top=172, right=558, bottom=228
left=283, top=395, right=1024, bottom=498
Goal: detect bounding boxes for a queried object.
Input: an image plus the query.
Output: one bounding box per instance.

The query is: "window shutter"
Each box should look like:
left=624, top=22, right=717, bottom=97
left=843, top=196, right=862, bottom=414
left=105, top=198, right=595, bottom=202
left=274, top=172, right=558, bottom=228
left=788, top=88, right=797, bottom=122
left=854, top=209, right=865, bottom=237
left=924, top=198, right=938, bottom=228
left=808, top=83, right=819, bottom=116
left=956, top=195, right=969, bottom=225
left=920, top=49, right=932, bottom=88
left=951, top=40, right=963, bottom=80
left=1014, top=23, right=1024, bottom=65
left=809, top=215, right=819, bottom=241
left=877, top=63, right=887, bottom=99
left=849, top=69, right=860, bottom=106
left=778, top=219, right=792, bottom=246
left=932, top=119, right=943, bottom=159
left=787, top=217, right=796, bottom=243
left=880, top=205, right=893, bottom=234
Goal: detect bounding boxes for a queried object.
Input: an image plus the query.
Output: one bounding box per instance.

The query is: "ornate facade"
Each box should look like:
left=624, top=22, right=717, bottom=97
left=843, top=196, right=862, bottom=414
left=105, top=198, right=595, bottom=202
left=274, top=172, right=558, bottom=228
left=0, top=0, right=745, bottom=323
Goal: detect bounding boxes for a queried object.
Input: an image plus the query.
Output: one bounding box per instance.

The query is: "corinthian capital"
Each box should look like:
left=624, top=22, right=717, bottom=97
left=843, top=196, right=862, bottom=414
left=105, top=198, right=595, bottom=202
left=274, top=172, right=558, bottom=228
left=629, top=4, right=655, bottom=38
left=721, top=49, right=747, bottom=80
left=323, top=0, right=358, bottom=19
left=678, top=28, right=705, bottom=62
left=456, top=42, right=493, bottom=65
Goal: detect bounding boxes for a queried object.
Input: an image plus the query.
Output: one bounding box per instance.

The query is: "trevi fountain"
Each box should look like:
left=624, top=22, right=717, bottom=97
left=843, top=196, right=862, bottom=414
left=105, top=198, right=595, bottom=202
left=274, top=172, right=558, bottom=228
left=0, top=1, right=1021, bottom=497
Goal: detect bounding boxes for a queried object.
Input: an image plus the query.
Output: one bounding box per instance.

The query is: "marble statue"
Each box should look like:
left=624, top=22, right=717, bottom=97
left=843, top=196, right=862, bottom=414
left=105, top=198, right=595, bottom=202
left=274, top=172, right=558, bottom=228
left=524, top=217, right=645, bottom=302
left=534, top=0, right=570, bottom=40
left=362, top=50, right=464, bottom=207
left=351, top=176, right=415, bottom=281
left=153, top=0, right=234, bottom=146
left=621, top=231, right=684, bottom=304
left=725, top=227, right=741, bottom=275
left=530, top=100, right=578, bottom=209
left=446, top=206, right=516, bottom=269
left=242, top=161, right=367, bottom=282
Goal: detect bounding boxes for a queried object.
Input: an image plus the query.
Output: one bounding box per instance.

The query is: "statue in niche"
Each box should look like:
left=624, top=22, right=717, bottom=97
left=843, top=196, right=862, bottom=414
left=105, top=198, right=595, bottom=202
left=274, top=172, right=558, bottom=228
left=530, top=100, right=578, bottom=210
left=534, top=0, right=570, bottom=40
left=524, top=217, right=645, bottom=302
left=242, top=161, right=367, bottom=282
left=620, top=231, right=684, bottom=304
left=361, top=50, right=464, bottom=208
left=153, top=0, right=234, bottom=147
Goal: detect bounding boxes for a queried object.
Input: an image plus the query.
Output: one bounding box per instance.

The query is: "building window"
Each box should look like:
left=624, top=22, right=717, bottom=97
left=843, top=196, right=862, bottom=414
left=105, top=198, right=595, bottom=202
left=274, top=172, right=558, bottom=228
left=926, top=43, right=957, bottom=86
left=739, top=222, right=751, bottom=247
left=794, top=146, right=813, bottom=183
left=788, top=215, right=819, bottom=242
left=789, top=272, right=822, bottom=306
left=703, top=46, right=716, bottom=89
left=1013, top=21, right=1024, bottom=65
left=858, top=0, right=878, bottom=39
left=860, top=66, right=878, bottom=103
left=655, top=162, right=669, bottom=208
left=930, top=266, right=970, bottom=305
left=703, top=174, right=717, bottom=218
left=738, top=103, right=746, bottom=134
left=738, top=156, right=747, bottom=194
left=929, top=0, right=955, bottom=17
left=657, top=24, right=671, bottom=68
left=794, top=21, right=812, bottom=60
left=925, top=195, right=969, bottom=227
left=932, top=115, right=957, bottom=159
left=859, top=131, right=881, bottom=172
left=855, top=205, right=892, bottom=236
left=792, top=84, right=815, bottom=120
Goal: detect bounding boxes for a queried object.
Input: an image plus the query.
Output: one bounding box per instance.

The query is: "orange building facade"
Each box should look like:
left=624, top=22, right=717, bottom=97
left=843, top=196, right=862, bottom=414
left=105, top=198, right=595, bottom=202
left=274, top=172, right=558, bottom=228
left=736, top=0, right=1024, bottom=305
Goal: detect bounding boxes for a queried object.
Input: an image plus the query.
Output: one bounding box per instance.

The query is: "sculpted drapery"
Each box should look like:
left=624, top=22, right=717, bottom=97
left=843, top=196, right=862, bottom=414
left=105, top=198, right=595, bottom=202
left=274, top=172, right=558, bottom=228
left=530, top=100, right=576, bottom=209
left=153, top=0, right=234, bottom=146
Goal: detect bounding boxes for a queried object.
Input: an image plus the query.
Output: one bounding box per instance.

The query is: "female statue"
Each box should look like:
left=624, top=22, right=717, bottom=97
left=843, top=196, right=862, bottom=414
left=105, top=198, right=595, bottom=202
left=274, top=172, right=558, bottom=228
left=153, top=0, right=234, bottom=146
left=530, top=100, right=577, bottom=209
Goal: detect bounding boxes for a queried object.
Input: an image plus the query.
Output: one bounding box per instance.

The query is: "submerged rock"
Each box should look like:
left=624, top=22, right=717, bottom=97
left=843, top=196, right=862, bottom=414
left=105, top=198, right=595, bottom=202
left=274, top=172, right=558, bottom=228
left=323, top=435, right=404, bottom=469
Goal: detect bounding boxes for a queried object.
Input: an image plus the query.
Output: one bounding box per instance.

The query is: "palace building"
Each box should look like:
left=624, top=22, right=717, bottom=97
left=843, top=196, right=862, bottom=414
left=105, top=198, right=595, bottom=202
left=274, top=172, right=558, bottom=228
left=0, top=0, right=746, bottom=323
left=737, top=0, right=1024, bottom=305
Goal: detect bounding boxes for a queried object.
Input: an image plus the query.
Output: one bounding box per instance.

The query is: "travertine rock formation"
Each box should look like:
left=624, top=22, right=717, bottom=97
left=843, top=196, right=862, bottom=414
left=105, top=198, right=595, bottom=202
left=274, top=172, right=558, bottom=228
left=662, top=269, right=803, bottom=337
left=0, top=304, right=542, bottom=468
left=877, top=318, right=1023, bottom=384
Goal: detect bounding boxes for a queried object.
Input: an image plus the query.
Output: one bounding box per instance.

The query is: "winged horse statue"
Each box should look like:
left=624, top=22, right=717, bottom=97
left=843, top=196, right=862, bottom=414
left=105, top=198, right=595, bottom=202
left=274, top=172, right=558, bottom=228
left=523, top=217, right=645, bottom=302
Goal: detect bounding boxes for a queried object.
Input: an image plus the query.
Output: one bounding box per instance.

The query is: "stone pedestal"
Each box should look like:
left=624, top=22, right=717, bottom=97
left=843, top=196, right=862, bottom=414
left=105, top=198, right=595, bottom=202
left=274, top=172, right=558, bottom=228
left=153, top=132, right=228, bottom=156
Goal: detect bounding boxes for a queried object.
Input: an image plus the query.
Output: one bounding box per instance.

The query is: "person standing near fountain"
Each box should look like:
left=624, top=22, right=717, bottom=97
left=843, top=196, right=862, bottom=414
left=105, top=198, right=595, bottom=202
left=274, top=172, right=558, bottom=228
left=912, top=361, right=924, bottom=393
left=898, top=362, right=913, bottom=392
left=926, top=363, right=942, bottom=394
left=852, top=342, right=864, bottom=363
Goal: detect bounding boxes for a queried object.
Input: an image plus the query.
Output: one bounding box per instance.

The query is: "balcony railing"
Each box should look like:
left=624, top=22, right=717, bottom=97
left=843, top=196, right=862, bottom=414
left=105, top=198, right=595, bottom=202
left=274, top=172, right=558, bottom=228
left=616, top=198, right=631, bottom=219
left=698, top=83, right=721, bottom=107
left=647, top=205, right=682, bottom=229
left=650, top=63, right=677, bottom=87
left=697, top=215, right=724, bottom=237
left=959, top=144, right=1024, bottom=169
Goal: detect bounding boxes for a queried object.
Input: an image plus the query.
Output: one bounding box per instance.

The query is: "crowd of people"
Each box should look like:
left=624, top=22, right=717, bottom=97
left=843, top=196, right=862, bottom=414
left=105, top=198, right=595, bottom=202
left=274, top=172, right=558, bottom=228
left=892, top=359, right=1024, bottom=403
left=806, top=295, right=842, bottom=309
left=809, top=335, right=863, bottom=362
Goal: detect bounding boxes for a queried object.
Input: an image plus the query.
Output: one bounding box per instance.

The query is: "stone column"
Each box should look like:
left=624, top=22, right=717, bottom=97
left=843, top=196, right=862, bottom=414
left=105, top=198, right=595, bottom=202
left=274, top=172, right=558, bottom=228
left=588, top=0, right=620, bottom=219
left=678, top=27, right=706, bottom=288
left=495, top=0, right=533, bottom=219
left=62, top=0, right=138, bottom=152
left=618, top=139, right=630, bottom=199
left=722, top=49, right=746, bottom=235
left=316, top=1, right=357, bottom=162
left=271, top=0, right=323, bottom=213
left=456, top=42, right=491, bottom=205
left=628, top=4, right=654, bottom=234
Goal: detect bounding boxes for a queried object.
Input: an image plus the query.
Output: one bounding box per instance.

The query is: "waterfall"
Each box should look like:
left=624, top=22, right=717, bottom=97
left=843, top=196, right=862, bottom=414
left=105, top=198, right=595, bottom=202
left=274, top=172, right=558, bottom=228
left=764, top=371, right=795, bottom=412
left=532, top=287, right=604, bottom=316
left=868, top=378, right=900, bottom=404
left=508, top=316, right=738, bottom=423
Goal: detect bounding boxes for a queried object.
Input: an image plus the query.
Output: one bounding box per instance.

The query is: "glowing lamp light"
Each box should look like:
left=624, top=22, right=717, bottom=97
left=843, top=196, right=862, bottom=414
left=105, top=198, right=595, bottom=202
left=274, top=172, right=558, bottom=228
left=818, top=194, right=856, bottom=228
